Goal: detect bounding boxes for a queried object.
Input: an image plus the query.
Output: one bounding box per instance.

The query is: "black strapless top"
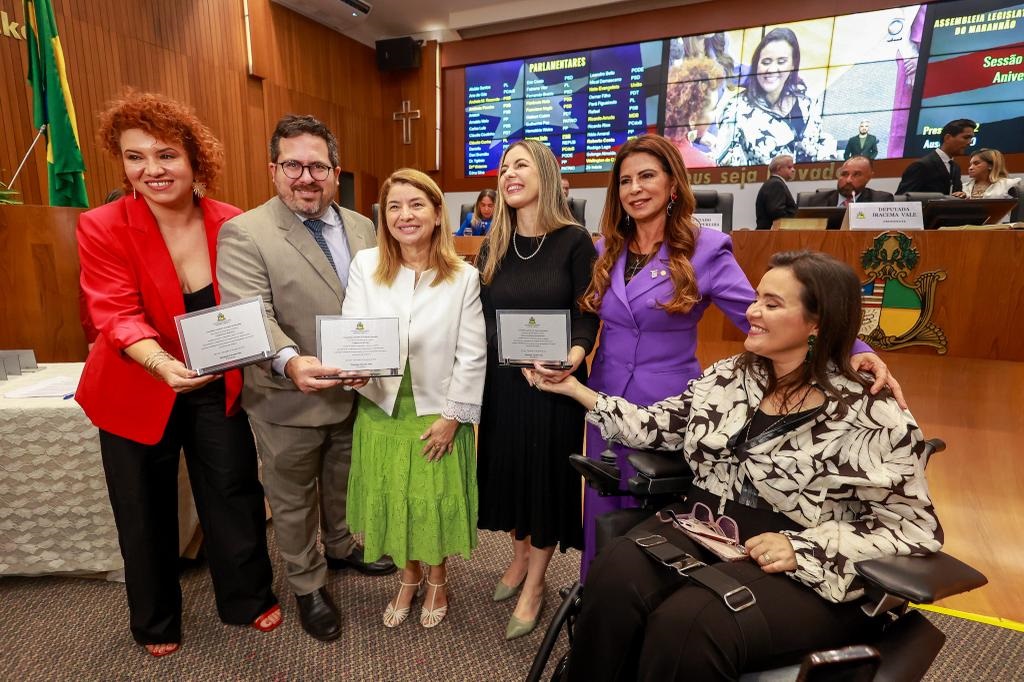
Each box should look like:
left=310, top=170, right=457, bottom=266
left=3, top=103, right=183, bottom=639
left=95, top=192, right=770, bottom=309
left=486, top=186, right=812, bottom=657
left=183, top=283, right=215, bottom=313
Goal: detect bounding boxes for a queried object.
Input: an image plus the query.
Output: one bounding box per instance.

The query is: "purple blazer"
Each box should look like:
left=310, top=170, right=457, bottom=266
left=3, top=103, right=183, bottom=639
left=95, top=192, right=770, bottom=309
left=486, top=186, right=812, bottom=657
left=581, top=229, right=753, bottom=578
left=588, top=229, right=753, bottom=405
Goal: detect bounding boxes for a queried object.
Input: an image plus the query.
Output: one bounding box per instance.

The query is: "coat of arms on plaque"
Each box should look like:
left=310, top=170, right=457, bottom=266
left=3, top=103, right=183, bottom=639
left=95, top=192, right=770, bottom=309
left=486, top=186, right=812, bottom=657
left=859, top=231, right=947, bottom=354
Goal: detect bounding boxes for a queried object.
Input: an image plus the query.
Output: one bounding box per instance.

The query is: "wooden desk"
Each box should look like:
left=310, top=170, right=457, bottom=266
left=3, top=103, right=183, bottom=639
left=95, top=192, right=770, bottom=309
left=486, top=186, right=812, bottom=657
left=699, top=230, right=1024, bottom=362
left=454, top=235, right=485, bottom=265
left=0, top=205, right=88, bottom=363
left=454, top=229, right=1022, bottom=361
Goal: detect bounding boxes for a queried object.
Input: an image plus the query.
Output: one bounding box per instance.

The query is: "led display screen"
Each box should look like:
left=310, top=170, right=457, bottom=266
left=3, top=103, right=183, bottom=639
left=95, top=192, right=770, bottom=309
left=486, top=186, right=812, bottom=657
left=462, top=1, right=1024, bottom=175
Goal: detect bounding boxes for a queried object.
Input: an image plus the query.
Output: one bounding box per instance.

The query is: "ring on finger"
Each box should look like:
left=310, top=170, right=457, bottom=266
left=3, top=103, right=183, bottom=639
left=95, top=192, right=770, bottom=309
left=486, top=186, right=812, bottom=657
left=762, top=551, right=772, bottom=565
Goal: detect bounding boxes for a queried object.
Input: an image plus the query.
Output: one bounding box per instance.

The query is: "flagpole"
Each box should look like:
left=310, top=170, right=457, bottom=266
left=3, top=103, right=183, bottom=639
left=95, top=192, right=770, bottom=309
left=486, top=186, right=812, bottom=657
left=4, top=124, right=47, bottom=189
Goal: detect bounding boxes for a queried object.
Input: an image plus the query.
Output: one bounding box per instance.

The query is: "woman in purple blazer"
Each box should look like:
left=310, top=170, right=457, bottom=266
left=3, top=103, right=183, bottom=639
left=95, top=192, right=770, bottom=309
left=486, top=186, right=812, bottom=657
left=574, top=135, right=900, bottom=579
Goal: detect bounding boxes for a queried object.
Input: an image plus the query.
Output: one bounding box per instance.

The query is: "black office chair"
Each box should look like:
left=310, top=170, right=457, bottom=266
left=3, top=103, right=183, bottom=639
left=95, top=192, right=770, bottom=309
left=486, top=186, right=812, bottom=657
left=371, top=202, right=380, bottom=233
left=692, top=190, right=734, bottom=233
left=459, top=203, right=475, bottom=227
left=528, top=440, right=987, bottom=682
left=1007, top=185, right=1020, bottom=223
left=796, top=189, right=833, bottom=207
left=566, top=197, right=587, bottom=228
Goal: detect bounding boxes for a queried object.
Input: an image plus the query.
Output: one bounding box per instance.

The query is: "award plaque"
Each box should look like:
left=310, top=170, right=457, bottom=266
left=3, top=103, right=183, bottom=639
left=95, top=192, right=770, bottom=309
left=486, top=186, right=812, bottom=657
left=316, top=316, right=401, bottom=378
left=175, top=297, right=275, bottom=375
left=496, top=309, right=571, bottom=369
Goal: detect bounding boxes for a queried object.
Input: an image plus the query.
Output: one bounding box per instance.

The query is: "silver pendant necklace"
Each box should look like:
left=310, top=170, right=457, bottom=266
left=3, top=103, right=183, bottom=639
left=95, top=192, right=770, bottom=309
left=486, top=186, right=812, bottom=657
left=742, top=386, right=813, bottom=442
left=513, top=231, right=546, bottom=260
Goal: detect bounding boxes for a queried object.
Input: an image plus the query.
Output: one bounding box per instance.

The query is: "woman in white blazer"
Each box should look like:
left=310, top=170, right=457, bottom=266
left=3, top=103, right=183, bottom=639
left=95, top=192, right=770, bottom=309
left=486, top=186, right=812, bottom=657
left=341, top=169, right=486, bottom=630
left=957, top=148, right=1021, bottom=221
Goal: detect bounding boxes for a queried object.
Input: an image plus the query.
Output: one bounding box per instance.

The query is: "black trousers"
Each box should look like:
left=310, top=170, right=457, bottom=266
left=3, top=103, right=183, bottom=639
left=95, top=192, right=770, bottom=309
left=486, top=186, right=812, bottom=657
left=567, top=492, right=878, bottom=681
left=99, top=381, right=276, bottom=644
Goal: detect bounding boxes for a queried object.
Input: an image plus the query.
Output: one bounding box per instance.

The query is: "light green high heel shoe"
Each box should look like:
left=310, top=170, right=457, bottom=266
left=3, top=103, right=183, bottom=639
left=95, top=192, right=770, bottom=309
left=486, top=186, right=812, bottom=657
left=505, top=596, right=545, bottom=640
left=492, top=576, right=524, bottom=602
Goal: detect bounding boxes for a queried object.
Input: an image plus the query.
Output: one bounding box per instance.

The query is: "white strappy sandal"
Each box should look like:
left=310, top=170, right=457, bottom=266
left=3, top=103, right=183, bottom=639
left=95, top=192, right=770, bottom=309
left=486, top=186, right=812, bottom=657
left=420, top=578, right=448, bottom=628
left=383, top=577, right=423, bottom=628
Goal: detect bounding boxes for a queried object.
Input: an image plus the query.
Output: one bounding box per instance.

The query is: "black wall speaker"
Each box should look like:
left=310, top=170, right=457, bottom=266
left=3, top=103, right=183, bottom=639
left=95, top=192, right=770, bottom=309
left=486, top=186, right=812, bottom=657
left=376, top=37, right=421, bottom=71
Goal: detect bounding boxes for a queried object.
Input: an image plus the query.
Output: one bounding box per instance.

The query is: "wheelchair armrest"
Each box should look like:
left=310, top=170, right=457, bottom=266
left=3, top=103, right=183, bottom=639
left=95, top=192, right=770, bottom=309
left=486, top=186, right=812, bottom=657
left=569, top=454, right=623, bottom=496
left=626, top=450, right=693, bottom=497
left=627, top=450, right=693, bottom=479
left=855, top=551, right=988, bottom=604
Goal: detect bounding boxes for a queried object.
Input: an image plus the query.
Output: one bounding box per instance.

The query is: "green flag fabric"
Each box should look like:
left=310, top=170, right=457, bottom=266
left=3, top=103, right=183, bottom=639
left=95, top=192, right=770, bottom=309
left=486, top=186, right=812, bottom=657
left=24, top=0, right=88, bottom=207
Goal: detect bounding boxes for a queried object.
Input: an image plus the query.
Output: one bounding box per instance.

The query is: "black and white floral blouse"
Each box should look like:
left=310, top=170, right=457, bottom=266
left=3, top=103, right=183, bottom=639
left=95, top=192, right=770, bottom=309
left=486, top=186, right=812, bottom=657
left=713, top=89, right=835, bottom=166
left=586, top=355, right=943, bottom=604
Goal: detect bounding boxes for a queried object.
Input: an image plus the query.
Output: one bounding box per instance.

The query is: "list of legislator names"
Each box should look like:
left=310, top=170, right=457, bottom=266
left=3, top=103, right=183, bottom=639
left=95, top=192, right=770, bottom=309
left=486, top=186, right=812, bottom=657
left=465, top=42, right=662, bottom=176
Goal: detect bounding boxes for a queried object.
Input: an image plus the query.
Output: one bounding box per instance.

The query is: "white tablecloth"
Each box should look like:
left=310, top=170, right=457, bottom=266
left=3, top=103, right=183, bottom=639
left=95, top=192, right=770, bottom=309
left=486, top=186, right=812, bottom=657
left=0, top=363, right=199, bottom=577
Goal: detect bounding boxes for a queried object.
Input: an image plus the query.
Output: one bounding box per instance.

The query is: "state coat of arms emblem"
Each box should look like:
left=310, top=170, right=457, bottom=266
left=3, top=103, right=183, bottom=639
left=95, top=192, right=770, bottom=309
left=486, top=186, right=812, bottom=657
left=858, top=231, right=947, bottom=353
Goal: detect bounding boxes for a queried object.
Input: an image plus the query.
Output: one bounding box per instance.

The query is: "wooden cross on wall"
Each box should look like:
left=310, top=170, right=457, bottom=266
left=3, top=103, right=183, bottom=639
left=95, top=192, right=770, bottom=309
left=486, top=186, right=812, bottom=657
left=393, top=100, right=421, bottom=145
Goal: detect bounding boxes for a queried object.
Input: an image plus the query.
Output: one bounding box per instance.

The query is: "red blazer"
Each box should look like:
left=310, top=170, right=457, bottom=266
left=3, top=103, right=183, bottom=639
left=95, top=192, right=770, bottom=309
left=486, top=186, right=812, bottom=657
left=76, top=194, right=244, bottom=444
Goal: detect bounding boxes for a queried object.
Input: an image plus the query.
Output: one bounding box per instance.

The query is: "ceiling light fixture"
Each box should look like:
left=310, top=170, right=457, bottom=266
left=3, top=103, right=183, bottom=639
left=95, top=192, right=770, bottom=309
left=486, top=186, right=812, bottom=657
left=340, top=0, right=371, bottom=16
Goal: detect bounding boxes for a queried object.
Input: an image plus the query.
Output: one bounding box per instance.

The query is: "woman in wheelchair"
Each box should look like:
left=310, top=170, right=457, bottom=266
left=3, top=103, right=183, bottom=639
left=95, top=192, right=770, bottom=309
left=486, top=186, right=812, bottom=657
left=528, top=250, right=942, bottom=681
left=578, top=134, right=901, bottom=582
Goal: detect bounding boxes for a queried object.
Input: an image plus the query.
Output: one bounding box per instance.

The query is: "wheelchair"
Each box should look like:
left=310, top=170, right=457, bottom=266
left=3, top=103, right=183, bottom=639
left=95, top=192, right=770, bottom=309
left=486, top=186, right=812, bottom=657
left=527, top=439, right=988, bottom=682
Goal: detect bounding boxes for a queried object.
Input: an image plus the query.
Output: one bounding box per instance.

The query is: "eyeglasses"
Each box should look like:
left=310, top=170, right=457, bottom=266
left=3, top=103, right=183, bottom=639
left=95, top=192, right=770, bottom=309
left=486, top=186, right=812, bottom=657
left=658, top=502, right=741, bottom=546
left=275, top=160, right=332, bottom=181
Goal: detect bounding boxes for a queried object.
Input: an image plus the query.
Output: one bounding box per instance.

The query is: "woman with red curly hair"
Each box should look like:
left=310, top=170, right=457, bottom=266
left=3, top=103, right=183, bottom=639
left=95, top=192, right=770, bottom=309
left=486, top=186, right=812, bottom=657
left=663, top=57, right=725, bottom=168
left=76, top=91, right=279, bottom=657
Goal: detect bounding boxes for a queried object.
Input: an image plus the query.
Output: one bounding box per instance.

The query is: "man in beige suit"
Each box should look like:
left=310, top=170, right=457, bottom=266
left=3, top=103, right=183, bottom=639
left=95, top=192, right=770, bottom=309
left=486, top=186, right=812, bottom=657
left=217, top=115, right=394, bottom=642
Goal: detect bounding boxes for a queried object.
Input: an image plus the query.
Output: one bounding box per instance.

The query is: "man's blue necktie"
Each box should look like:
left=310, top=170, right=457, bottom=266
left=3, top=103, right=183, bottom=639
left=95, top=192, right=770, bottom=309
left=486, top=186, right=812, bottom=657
left=303, top=218, right=337, bottom=273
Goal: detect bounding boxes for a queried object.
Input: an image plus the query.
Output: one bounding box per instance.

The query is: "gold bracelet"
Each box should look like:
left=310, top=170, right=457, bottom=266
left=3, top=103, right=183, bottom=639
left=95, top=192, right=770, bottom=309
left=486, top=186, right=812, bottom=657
left=141, top=349, right=175, bottom=377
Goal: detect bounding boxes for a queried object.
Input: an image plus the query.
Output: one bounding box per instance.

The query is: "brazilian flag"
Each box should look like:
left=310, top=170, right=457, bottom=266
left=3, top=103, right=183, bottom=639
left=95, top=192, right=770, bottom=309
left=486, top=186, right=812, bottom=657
left=24, top=0, right=88, bottom=207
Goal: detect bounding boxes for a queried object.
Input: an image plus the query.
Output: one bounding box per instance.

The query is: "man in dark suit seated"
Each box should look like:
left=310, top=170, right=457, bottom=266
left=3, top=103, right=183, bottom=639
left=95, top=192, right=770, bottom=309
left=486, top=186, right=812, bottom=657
left=806, top=156, right=894, bottom=207
left=896, top=118, right=976, bottom=195
left=843, top=121, right=878, bottom=160
left=755, top=154, right=796, bottom=229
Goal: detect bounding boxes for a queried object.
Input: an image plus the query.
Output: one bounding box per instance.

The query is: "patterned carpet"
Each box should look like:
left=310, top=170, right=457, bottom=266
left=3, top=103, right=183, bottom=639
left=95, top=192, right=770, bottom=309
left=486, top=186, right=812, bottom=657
left=1, top=525, right=1020, bottom=681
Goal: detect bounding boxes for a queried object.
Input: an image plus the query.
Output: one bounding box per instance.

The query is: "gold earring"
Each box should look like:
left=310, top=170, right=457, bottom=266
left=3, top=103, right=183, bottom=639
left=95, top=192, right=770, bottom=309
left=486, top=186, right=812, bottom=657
left=132, top=187, right=137, bottom=200
left=192, top=181, right=207, bottom=199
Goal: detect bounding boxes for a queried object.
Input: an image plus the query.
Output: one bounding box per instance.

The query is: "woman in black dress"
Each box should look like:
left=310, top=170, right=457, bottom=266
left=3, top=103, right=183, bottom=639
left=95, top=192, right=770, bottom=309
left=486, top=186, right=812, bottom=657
left=476, top=140, right=599, bottom=640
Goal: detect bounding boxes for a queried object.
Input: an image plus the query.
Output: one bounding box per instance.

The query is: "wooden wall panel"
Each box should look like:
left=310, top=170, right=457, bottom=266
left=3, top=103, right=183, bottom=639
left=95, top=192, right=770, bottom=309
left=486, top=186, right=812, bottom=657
left=0, top=205, right=87, bottom=361
left=0, top=0, right=399, bottom=216
left=380, top=41, right=440, bottom=175
left=723, top=231, right=1024, bottom=361
left=452, top=230, right=1024, bottom=362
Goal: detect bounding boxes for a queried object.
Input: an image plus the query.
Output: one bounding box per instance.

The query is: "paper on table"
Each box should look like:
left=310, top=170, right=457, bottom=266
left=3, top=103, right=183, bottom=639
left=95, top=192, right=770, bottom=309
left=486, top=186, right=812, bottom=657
left=3, top=375, right=79, bottom=398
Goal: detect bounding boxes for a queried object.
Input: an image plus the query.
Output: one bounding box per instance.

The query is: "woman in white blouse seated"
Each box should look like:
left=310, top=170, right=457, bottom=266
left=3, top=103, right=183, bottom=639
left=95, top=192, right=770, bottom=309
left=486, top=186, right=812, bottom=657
left=529, top=250, right=942, bottom=681
left=342, top=169, right=486, bottom=629
left=956, top=148, right=1020, bottom=198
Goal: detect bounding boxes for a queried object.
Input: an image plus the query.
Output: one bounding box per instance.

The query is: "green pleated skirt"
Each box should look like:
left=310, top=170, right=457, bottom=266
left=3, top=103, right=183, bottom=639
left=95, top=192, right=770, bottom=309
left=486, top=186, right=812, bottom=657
left=347, top=367, right=478, bottom=567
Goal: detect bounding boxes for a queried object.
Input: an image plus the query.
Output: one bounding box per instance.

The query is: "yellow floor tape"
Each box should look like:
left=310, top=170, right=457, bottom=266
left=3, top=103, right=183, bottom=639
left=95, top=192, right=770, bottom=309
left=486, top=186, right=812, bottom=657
left=912, top=604, right=1024, bottom=633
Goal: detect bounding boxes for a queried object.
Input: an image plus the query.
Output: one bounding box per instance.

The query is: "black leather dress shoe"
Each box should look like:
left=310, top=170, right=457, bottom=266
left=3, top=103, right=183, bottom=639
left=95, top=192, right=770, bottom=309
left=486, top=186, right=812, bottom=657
left=295, top=587, right=341, bottom=642
left=325, top=546, right=397, bottom=576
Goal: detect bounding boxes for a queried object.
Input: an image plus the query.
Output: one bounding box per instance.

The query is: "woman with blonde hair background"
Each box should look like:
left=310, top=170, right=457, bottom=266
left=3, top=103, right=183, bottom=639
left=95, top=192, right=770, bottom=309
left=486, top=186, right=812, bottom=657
left=475, top=140, right=599, bottom=639
left=957, top=148, right=1020, bottom=199
left=343, top=169, right=486, bottom=629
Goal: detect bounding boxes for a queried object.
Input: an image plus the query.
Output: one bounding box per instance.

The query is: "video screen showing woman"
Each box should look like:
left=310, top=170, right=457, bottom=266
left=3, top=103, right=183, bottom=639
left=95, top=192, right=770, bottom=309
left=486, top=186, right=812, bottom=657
left=713, top=27, right=835, bottom=166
